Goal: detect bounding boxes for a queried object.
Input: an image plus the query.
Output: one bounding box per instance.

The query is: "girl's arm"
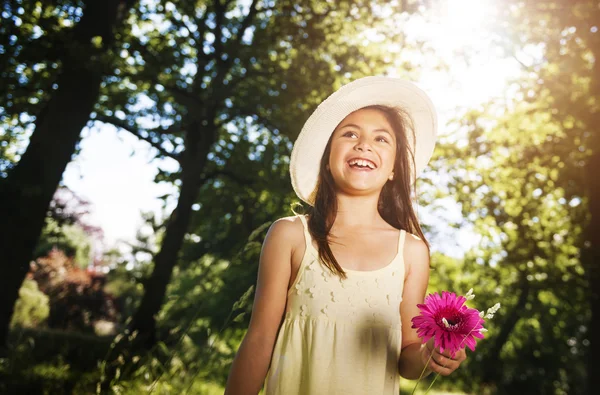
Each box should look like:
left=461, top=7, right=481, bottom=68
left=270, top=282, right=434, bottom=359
left=398, top=235, right=468, bottom=379
left=397, top=234, right=432, bottom=380
left=224, top=219, right=297, bottom=395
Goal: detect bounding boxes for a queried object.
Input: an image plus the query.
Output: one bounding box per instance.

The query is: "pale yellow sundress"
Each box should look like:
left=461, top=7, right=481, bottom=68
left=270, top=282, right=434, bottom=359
left=264, top=215, right=407, bottom=395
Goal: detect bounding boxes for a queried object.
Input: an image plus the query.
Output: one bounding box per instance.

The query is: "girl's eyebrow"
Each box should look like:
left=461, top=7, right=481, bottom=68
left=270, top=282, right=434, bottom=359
left=338, top=123, right=393, bottom=137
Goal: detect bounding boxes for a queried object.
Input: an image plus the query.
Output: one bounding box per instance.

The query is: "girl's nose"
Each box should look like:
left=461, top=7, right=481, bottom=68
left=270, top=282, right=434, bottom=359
left=354, top=140, right=372, bottom=152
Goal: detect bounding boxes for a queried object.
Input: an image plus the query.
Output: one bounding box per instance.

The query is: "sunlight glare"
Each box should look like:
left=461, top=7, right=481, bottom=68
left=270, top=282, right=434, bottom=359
left=445, top=0, right=492, bottom=30
left=405, top=0, right=519, bottom=120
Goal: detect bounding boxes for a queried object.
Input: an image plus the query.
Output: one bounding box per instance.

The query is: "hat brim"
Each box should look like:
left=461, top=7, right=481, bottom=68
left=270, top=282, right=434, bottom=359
left=290, top=76, right=438, bottom=206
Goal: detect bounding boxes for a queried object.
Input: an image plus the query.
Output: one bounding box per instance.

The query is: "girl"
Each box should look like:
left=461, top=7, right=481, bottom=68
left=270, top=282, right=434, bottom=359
left=225, top=76, right=467, bottom=394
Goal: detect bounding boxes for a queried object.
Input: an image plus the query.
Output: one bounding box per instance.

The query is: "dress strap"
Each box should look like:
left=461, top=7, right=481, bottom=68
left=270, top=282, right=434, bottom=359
left=286, top=215, right=316, bottom=296
left=399, top=229, right=406, bottom=254
left=297, top=214, right=313, bottom=252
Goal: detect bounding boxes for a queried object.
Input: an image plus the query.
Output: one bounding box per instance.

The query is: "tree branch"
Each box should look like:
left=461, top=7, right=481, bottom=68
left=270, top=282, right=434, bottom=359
left=216, top=66, right=273, bottom=112
left=193, top=6, right=213, bottom=92
left=201, top=169, right=253, bottom=186
left=233, top=0, right=259, bottom=49
left=256, top=5, right=277, bottom=14
left=94, top=114, right=181, bottom=162
left=222, top=0, right=259, bottom=70
left=211, top=0, right=260, bottom=101
left=217, top=105, right=282, bottom=135
left=213, top=0, right=226, bottom=66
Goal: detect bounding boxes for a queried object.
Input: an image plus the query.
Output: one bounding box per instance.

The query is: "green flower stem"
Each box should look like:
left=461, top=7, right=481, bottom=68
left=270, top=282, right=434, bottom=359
left=411, top=346, right=434, bottom=395
left=415, top=307, right=491, bottom=394
left=423, top=369, right=442, bottom=394
left=422, top=326, right=479, bottom=395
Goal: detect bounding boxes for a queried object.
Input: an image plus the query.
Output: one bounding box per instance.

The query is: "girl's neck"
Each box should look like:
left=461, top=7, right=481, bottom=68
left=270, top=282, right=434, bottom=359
left=333, top=193, right=384, bottom=229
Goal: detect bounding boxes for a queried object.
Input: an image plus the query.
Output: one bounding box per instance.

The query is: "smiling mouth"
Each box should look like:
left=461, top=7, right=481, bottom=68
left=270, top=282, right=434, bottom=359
left=347, top=158, right=377, bottom=170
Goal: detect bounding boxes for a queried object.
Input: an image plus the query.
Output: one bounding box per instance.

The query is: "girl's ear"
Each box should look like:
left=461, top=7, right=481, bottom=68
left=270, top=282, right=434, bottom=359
left=388, top=172, right=394, bottom=180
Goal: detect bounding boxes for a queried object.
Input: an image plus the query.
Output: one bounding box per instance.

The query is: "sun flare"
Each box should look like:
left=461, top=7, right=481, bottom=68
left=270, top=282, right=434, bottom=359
left=444, top=0, right=494, bottom=30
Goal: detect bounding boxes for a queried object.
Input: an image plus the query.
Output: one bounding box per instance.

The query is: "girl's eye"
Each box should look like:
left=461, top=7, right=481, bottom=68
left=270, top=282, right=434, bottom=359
left=342, top=131, right=357, bottom=138
left=376, top=136, right=389, bottom=143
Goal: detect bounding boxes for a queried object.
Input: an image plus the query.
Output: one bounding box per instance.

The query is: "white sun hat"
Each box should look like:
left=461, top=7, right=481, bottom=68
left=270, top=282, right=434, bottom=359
left=289, top=76, right=438, bottom=205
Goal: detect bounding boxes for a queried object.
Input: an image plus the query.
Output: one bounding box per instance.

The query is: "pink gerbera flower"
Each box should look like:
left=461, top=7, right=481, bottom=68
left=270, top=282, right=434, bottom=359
left=411, top=291, right=485, bottom=357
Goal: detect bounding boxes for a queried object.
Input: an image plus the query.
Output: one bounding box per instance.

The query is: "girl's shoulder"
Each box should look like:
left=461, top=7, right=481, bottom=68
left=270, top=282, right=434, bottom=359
left=403, top=231, right=428, bottom=253
left=266, top=215, right=306, bottom=253
left=270, top=214, right=305, bottom=231
left=402, top=231, right=430, bottom=273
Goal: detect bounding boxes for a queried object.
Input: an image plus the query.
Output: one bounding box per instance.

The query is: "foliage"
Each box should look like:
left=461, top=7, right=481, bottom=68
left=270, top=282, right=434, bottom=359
left=154, top=219, right=270, bottom=383
left=15, top=187, right=119, bottom=333
left=30, top=247, right=119, bottom=333
left=401, top=1, right=600, bottom=393
left=1, top=328, right=113, bottom=394
left=104, top=264, right=145, bottom=324
left=35, top=187, right=103, bottom=266
left=96, top=0, right=428, bottom=348
left=1, top=0, right=598, bottom=393
left=0, top=0, right=85, bottom=176
left=10, top=279, right=50, bottom=328
left=424, top=76, right=589, bottom=395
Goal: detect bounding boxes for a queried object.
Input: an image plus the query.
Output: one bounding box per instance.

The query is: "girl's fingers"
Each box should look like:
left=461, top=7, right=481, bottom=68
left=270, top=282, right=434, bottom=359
left=439, top=348, right=458, bottom=359
left=426, top=347, right=468, bottom=375
left=433, top=353, right=456, bottom=369
left=436, top=347, right=467, bottom=361
left=427, top=356, right=455, bottom=376
left=431, top=349, right=461, bottom=371
left=434, top=349, right=457, bottom=362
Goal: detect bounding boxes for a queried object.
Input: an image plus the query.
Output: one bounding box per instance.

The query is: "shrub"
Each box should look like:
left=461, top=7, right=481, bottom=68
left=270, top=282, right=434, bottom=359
left=11, top=279, right=50, bottom=328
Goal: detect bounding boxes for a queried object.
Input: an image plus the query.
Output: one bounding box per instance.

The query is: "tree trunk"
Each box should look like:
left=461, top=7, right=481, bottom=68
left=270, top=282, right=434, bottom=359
left=128, top=0, right=260, bottom=349
left=130, top=123, right=216, bottom=348
left=481, top=277, right=530, bottom=384
left=0, top=0, right=133, bottom=351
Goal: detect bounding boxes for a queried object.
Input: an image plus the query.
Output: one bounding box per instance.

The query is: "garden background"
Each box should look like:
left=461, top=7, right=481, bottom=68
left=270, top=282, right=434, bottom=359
left=0, top=0, right=598, bottom=394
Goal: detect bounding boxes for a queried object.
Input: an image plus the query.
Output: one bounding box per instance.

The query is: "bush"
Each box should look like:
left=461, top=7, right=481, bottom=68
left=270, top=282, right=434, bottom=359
left=11, top=279, right=50, bottom=328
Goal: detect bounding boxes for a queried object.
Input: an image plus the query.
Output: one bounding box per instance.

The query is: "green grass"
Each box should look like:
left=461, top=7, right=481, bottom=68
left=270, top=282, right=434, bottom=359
left=400, top=378, right=470, bottom=395
left=2, top=328, right=471, bottom=395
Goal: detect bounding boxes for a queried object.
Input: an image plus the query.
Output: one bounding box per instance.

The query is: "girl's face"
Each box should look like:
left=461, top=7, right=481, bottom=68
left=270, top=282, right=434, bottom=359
left=328, top=108, right=397, bottom=197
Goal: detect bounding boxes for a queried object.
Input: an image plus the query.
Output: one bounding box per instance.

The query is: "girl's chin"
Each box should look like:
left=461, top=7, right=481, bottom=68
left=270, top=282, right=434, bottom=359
left=338, top=180, right=388, bottom=193
left=343, top=173, right=385, bottom=185
left=331, top=170, right=388, bottom=191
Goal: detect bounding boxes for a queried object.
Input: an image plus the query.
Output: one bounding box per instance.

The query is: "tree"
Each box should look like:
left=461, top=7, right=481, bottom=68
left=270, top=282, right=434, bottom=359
left=94, top=0, right=420, bottom=348
left=427, top=102, right=589, bottom=393
left=0, top=0, right=136, bottom=350
left=38, top=186, right=103, bottom=267
left=490, top=1, right=599, bottom=392
left=421, top=1, right=599, bottom=391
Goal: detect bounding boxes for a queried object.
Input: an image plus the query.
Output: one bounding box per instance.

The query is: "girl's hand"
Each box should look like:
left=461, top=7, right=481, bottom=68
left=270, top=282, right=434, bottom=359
left=420, top=338, right=467, bottom=376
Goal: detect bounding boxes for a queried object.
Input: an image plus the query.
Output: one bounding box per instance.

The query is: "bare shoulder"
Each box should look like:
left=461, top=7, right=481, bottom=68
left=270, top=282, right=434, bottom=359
left=266, top=215, right=305, bottom=253
left=403, top=231, right=430, bottom=275
left=245, top=216, right=306, bottom=346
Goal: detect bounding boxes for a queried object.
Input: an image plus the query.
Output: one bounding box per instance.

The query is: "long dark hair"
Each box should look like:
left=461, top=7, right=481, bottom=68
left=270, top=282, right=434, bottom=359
left=305, top=105, right=431, bottom=278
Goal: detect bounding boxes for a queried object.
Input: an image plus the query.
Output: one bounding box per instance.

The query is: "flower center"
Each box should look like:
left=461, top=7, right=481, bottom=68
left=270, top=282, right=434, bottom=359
left=436, top=310, right=463, bottom=331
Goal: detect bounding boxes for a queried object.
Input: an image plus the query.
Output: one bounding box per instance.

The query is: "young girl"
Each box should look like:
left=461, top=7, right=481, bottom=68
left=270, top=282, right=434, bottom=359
left=225, top=76, right=467, bottom=394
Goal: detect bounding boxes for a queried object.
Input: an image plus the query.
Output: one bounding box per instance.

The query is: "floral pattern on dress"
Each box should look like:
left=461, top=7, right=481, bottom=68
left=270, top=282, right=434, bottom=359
left=285, top=222, right=405, bottom=329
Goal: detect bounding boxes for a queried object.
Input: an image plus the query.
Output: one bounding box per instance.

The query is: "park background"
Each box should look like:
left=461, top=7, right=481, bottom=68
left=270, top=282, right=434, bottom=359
left=0, top=0, right=598, bottom=394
